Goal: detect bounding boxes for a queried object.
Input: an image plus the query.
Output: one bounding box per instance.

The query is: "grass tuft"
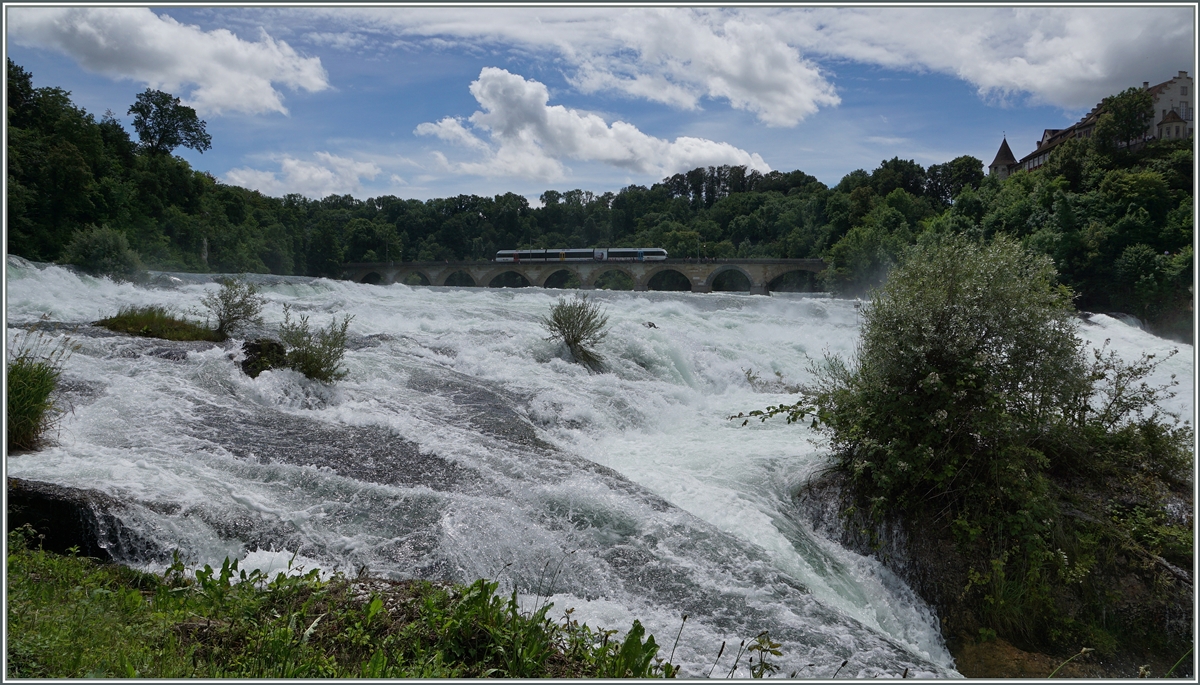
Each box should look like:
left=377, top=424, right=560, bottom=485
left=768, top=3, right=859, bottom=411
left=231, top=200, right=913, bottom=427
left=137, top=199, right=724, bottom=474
left=541, top=295, right=609, bottom=372
left=6, top=329, right=75, bottom=451
left=96, top=305, right=222, bottom=342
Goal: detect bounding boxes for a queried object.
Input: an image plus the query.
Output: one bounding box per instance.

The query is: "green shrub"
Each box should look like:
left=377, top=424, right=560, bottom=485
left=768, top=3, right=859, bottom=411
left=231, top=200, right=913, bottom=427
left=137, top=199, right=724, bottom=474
left=541, top=295, right=609, bottom=371
left=200, top=276, right=266, bottom=339
left=96, top=305, right=220, bottom=342
left=60, top=224, right=143, bottom=280
left=815, top=234, right=1089, bottom=516
left=278, top=305, right=353, bottom=383
left=6, top=329, right=75, bottom=451
left=745, top=234, right=1193, bottom=653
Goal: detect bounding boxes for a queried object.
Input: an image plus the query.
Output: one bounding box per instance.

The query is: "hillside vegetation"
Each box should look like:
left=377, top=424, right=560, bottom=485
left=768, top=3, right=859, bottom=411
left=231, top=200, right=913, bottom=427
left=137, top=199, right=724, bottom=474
left=7, top=59, right=1191, bottom=339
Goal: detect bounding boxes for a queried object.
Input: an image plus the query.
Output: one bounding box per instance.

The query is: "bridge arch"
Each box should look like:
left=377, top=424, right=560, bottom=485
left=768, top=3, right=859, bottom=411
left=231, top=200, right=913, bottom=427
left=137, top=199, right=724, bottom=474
left=541, top=268, right=581, bottom=289
left=360, top=271, right=384, bottom=285
left=706, top=265, right=753, bottom=292
left=644, top=266, right=692, bottom=292
left=440, top=270, right=477, bottom=287
left=399, top=271, right=432, bottom=286
left=586, top=266, right=636, bottom=290
left=487, top=270, right=532, bottom=288
left=768, top=269, right=819, bottom=292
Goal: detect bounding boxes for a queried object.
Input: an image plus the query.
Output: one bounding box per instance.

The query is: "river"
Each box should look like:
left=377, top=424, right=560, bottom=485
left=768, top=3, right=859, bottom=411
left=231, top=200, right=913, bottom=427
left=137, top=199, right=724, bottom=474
left=5, top=256, right=1192, bottom=677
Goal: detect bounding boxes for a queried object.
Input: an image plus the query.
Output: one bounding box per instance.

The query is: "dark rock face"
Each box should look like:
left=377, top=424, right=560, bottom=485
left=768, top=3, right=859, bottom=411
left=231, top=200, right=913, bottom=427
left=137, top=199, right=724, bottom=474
left=794, top=471, right=974, bottom=643
left=7, top=477, right=161, bottom=562
left=241, top=338, right=287, bottom=378
left=795, top=471, right=1195, bottom=678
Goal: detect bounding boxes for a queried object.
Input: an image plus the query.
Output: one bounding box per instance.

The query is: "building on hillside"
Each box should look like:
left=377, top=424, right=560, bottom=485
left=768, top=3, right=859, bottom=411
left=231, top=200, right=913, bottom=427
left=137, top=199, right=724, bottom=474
left=1157, top=108, right=1189, bottom=140
left=988, top=137, right=1018, bottom=180
left=988, top=71, right=1193, bottom=177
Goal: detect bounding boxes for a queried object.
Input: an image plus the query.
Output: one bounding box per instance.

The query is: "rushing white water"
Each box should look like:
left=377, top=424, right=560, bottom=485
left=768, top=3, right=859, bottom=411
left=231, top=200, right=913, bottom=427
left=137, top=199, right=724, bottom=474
left=5, top=256, right=1193, bottom=678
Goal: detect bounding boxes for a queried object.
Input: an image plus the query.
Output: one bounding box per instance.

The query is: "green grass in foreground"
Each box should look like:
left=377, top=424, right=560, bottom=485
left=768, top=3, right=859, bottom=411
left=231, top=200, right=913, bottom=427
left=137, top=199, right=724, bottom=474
left=96, top=305, right=222, bottom=342
left=5, top=527, right=679, bottom=678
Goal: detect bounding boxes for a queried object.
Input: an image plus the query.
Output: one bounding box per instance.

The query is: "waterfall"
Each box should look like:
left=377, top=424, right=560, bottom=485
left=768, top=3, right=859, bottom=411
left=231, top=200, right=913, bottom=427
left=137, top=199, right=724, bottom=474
left=6, top=256, right=1191, bottom=677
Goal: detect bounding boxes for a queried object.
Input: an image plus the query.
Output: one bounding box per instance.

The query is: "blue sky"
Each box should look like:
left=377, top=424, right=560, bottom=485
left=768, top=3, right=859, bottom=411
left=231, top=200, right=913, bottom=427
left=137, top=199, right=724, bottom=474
left=7, top=5, right=1195, bottom=204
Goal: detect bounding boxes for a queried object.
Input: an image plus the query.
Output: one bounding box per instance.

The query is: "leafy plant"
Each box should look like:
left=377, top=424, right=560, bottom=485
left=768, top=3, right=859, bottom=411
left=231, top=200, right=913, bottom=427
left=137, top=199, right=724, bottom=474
left=200, top=276, right=266, bottom=340
left=747, top=630, right=782, bottom=678
left=278, top=305, right=353, bottom=383
left=60, top=224, right=143, bottom=280
left=6, top=328, right=76, bottom=451
left=541, top=295, right=609, bottom=372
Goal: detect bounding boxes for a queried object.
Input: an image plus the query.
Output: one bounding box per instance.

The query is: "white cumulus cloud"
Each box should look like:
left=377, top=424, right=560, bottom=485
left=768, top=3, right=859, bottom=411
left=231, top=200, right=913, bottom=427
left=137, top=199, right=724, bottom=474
left=416, top=68, right=771, bottom=182
left=781, top=7, right=1195, bottom=110
left=569, top=9, right=840, bottom=127
left=298, top=7, right=839, bottom=126
left=225, top=152, right=381, bottom=198
left=7, top=7, right=329, bottom=115
left=295, top=6, right=1191, bottom=118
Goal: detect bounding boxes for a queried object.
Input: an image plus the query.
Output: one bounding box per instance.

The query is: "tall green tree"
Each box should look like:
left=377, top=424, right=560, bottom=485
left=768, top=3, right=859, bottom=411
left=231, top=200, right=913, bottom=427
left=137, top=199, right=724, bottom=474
left=128, top=89, right=212, bottom=156
left=924, top=155, right=984, bottom=207
left=1093, top=86, right=1154, bottom=151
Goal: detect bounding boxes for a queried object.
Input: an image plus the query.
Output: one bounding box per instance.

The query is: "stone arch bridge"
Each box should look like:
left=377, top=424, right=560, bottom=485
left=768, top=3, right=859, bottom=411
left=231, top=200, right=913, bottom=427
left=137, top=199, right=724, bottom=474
left=342, top=258, right=826, bottom=295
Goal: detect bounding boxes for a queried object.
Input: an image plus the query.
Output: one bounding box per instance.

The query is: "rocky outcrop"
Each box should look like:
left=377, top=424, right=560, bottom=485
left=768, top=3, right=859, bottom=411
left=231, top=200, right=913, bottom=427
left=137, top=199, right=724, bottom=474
left=6, top=477, right=160, bottom=562
left=241, top=338, right=287, bottom=378
left=794, top=470, right=975, bottom=645
left=794, top=469, right=1195, bottom=679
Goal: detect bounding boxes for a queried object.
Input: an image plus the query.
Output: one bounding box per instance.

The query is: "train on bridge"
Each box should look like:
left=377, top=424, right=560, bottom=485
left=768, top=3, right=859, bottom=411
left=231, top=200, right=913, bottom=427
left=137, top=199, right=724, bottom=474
left=495, top=248, right=668, bottom=263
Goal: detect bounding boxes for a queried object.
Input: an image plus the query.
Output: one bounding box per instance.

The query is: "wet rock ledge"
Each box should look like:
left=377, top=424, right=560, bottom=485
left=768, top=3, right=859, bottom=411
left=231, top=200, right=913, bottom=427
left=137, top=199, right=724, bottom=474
left=6, top=477, right=159, bottom=562
left=794, top=470, right=1192, bottom=679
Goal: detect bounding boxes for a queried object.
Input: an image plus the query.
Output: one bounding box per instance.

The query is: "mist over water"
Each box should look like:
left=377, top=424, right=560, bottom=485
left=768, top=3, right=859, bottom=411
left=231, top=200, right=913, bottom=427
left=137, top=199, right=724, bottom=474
left=6, top=256, right=1192, bottom=678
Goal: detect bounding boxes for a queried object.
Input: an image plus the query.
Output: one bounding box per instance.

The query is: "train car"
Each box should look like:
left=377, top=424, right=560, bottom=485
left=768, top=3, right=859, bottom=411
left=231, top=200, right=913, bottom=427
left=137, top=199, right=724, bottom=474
left=601, top=248, right=668, bottom=262
left=494, top=248, right=667, bottom=262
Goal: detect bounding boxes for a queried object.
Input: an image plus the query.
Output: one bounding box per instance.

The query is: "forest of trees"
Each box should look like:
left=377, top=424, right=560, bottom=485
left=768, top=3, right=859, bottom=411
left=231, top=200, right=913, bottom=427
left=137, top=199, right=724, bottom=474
left=6, top=59, right=1193, bottom=341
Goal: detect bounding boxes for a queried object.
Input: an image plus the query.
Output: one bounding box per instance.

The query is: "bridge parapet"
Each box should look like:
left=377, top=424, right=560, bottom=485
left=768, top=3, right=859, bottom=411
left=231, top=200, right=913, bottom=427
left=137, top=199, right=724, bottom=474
left=343, top=258, right=825, bottom=295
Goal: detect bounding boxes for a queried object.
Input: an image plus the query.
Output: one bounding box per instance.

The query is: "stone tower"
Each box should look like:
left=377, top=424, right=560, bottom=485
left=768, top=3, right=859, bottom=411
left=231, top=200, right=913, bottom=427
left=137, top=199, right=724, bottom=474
left=988, top=137, right=1017, bottom=179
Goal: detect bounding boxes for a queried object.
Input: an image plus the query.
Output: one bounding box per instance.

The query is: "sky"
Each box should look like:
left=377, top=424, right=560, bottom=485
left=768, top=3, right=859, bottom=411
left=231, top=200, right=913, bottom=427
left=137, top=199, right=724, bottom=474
left=6, top=4, right=1196, bottom=204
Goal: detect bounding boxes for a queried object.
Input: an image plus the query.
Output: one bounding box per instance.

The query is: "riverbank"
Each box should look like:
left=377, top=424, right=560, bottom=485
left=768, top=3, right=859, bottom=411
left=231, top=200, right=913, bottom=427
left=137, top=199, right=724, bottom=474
left=797, top=468, right=1194, bottom=680
left=6, top=526, right=678, bottom=679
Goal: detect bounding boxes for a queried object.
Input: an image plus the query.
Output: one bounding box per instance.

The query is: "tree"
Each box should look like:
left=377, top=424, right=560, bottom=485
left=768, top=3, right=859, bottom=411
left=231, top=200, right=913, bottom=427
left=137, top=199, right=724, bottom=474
left=1092, top=86, right=1154, bottom=151
left=816, top=235, right=1087, bottom=515
left=748, top=234, right=1192, bottom=651
left=870, top=157, right=926, bottom=197
left=7, top=58, right=35, bottom=129
left=61, top=224, right=143, bottom=279
left=925, top=155, right=984, bottom=206
left=128, top=89, right=212, bottom=155
left=200, top=276, right=266, bottom=340
left=820, top=204, right=911, bottom=295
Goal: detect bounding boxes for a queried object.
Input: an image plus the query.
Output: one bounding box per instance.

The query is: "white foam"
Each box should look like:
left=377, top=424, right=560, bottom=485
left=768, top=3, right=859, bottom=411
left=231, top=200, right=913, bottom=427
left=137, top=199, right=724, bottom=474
left=7, top=258, right=1190, bottom=677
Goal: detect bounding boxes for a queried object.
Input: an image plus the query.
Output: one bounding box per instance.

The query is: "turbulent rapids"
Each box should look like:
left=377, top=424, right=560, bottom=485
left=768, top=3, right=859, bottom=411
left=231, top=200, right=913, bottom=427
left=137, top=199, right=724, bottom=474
left=5, top=256, right=1192, bottom=678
